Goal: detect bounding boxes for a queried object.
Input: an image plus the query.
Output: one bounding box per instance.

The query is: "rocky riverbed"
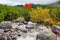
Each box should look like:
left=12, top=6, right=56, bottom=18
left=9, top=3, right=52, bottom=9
left=0, top=21, right=60, bottom=40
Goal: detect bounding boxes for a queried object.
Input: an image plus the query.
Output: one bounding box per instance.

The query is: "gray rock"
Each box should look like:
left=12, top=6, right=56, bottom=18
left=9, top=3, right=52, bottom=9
left=0, top=36, right=5, bottom=40
left=20, top=29, right=27, bottom=33
left=16, top=17, right=26, bottom=24
left=17, top=25, right=28, bottom=33
left=13, top=27, right=20, bottom=32
left=0, top=23, right=12, bottom=29
left=52, top=25, right=60, bottom=36
left=7, top=36, right=12, bottom=40
left=27, top=21, right=37, bottom=26
left=4, top=29, right=11, bottom=32
left=26, top=21, right=37, bottom=29
left=26, top=26, right=34, bottom=29
left=0, top=35, right=7, bottom=40
left=11, top=35, right=17, bottom=40
left=17, top=33, right=21, bottom=37
left=11, top=23, right=19, bottom=29
left=36, top=31, right=56, bottom=40
left=0, top=29, right=4, bottom=33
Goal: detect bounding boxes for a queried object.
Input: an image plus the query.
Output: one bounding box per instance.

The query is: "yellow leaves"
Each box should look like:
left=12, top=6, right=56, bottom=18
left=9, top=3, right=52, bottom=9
left=43, top=8, right=49, bottom=14
left=43, top=18, right=60, bottom=26
left=29, top=7, right=60, bottom=26
left=56, top=22, right=60, bottom=26
left=43, top=18, right=55, bottom=25
left=29, top=7, right=50, bottom=22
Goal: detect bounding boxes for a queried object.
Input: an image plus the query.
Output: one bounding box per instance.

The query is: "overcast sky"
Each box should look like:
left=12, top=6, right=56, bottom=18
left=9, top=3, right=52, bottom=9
left=0, top=0, right=60, bottom=5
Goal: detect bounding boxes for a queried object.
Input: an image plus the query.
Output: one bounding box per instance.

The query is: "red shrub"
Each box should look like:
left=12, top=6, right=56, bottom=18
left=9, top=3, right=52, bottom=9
left=23, top=3, right=32, bottom=10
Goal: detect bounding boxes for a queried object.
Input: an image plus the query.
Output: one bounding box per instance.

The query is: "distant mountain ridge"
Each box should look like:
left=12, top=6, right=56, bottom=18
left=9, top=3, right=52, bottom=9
left=13, top=1, right=60, bottom=7
left=49, top=1, right=60, bottom=7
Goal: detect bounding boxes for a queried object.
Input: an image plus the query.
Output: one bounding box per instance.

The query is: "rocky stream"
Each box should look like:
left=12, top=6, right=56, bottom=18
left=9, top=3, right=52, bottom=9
left=0, top=19, right=60, bottom=40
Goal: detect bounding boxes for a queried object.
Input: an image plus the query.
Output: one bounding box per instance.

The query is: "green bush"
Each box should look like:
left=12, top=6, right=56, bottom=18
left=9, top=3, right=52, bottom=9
left=4, top=10, right=20, bottom=21
left=0, top=12, right=5, bottom=22
left=0, top=5, right=22, bottom=21
left=19, top=9, right=30, bottom=21
left=49, top=7, right=60, bottom=21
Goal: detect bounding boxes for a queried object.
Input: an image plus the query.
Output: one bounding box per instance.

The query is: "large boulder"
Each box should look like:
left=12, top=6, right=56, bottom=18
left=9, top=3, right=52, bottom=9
left=16, top=17, right=27, bottom=24
left=26, top=21, right=37, bottom=29
left=0, top=21, right=12, bottom=29
left=36, top=28, right=57, bottom=40
left=52, top=25, right=60, bottom=36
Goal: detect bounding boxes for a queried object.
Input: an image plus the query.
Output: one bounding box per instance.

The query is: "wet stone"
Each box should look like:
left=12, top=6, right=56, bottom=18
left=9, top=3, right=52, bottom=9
left=52, top=25, right=60, bottom=36
left=36, top=31, right=57, bottom=40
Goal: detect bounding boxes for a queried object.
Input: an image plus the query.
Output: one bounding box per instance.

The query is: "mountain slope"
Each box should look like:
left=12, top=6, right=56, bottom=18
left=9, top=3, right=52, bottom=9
left=49, top=1, right=60, bottom=7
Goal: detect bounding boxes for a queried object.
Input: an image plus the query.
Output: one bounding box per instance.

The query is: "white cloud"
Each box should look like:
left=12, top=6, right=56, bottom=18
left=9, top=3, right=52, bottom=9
left=10, top=0, right=60, bottom=4
left=0, top=0, right=60, bottom=5
left=0, top=0, right=8, bottom=4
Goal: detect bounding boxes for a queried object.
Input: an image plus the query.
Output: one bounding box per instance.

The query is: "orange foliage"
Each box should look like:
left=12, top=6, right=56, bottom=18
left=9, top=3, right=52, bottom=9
left=23, top=3, right=32, bottom=10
